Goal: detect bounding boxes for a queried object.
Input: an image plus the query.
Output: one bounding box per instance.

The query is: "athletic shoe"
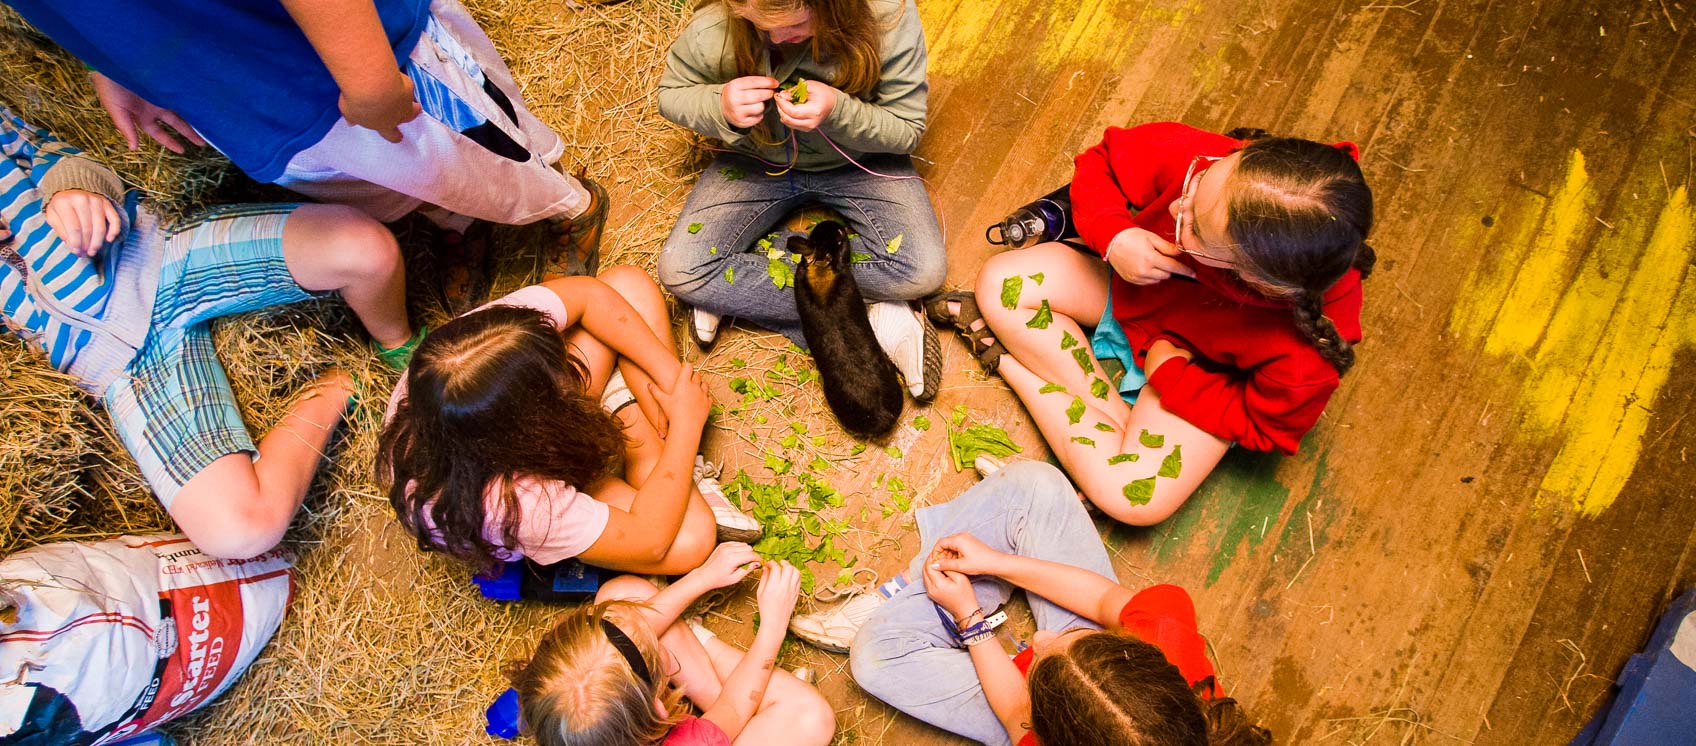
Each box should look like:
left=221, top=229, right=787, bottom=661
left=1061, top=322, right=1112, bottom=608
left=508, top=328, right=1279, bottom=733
left=696, top=456, right=762, bottom=543
left=973, top=454, right=1006, bottom=479
left=789, top=574, right=908, bottom=653
left=691, top=307, right=722, bottom=350
left=867, top=301, right=940, bottom=402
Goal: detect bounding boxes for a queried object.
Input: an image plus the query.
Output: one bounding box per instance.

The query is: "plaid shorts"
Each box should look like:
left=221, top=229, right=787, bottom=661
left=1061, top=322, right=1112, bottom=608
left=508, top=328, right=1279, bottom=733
left=103, top=204, right=318, bottom=508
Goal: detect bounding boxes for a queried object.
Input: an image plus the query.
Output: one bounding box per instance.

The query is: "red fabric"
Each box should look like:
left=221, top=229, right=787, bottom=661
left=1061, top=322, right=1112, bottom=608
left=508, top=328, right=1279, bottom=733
left=665, top=716, right=732, bottom=745
left=1012, top=584, right=1220, bottom=746
left=1069, top=121, right=1364, bottom=453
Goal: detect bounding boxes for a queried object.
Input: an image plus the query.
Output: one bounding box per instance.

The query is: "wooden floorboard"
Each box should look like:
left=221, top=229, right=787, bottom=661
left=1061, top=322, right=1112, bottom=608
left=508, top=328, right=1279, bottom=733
left=902, top=0, right=1696, bottom=743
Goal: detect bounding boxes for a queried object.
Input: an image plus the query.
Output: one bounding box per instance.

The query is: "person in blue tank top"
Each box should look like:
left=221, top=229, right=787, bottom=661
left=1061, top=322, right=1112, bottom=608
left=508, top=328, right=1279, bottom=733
left=6, top=0, right=609, bottom=305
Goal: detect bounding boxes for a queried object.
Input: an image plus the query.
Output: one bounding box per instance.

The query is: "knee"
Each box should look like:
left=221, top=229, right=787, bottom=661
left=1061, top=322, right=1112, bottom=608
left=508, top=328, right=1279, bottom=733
left=786, top=687, right=838, bottom=745
left=595, top=574, right=660, bottom=603
left=847, top=621, right=900, bottom=697
left=654, top=243, right=704, bottom=294
left=597, top=265, right=666, bottom=314
left=879, top=249, right=946, bottom=299
left=995, top=461, right=1079, bottom=512
left=304, top=205, right=403, bottom=283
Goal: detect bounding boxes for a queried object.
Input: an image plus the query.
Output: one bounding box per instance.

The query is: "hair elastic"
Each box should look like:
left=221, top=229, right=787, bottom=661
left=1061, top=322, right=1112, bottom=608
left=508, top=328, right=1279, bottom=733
left=600, top=619, right=653, bottom=686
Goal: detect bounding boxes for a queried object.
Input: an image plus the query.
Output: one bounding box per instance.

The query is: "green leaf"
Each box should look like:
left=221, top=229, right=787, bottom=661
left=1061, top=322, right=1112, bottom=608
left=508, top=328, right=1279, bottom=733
left=1060, top=330, right=1079, bottom=350
left=770, top=258, right=797, bottom=288
left=720, top=166, right=746, bottom=181
left=1091, top=378, right=1110, bottom=400
left=1158, top=444, right=1183, bottom=479
left=709, top=246, right=719, bottom=255
left=914, top=414, right=932, bottom=431
left=1108, top=453, right=1139, bottom=464
left=1071, top=347, right=1095, bottom=375
left=790, top=422, right=809, bottom=434
left=780, top=433, right=799, bottom=449
left=1000, top=275, right=1023, bottom=309
left=884, top=445, right=903, bottom=460
left=1066, top=396, right=1085, bottom=425
left=1094, top=422, right=1116, bottom=432
left=724, top=266, right=736, bottom=284
left=851, top=251, right=874, bottom=263
left=754, top=414, right=768, bottom=424
left=1026, top=299, right=1054, bottom=329
left=1071, top=436, right=1097, bottom=447
left=708, top=404, right=724, bottom=418
left=1123, top=477, right=1157, bottom=506
left=951, top=404, right=970, bottom=427
left=811, top=435, right=826, bottom=447
left=687, top=222, right=704, bottom=234
left=1039, top=383, right=1066, bottom=394
left=763, top=453, right=792, bottom=475
left=789, top=77, right=810, bottom=104
left=1138, top=429, right=1165, bottom=448
left=850, top=443, right=867, bottom=456
left=809, top=456, right=831, bottom=473
left=731, top=358, right=748, bottom=368
left=1030, top=272, right=1045, bottom=285
left=886, top=233, right=904, bottom=254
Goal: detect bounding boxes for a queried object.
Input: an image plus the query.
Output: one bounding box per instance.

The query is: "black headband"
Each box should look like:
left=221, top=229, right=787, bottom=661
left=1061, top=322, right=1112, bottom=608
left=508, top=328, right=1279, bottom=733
left=599, top=619, right=652, bottom=686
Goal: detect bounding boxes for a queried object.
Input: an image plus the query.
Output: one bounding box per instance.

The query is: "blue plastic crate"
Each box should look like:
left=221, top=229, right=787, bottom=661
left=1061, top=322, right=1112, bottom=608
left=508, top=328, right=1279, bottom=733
left=1570, top=587, right=1696, bottom=745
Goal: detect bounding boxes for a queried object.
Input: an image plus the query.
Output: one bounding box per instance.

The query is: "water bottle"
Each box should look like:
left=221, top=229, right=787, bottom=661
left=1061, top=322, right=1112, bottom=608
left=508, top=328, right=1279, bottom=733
left=486, top=688, right=521, bottom=739
left=472, top=558, right=603, bottom=603
left=985, top=184, right=1077, bottom=248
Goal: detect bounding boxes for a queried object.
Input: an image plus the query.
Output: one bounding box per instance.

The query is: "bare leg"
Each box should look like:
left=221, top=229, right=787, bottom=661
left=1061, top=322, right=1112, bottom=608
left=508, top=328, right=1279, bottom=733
left=169, top=370, right=355, bottom=559
left=583, top=474, right=716, bottom=575
left=280, top=204, right=411, bottom=348
left=976, top=245, right=1228, bottom=525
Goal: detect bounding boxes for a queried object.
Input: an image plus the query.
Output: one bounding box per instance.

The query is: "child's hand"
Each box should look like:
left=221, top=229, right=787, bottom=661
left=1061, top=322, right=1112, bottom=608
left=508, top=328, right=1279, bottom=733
left=91, top=72, right=206, bottom=154
left=720, top=76, right=778, bottom=129
left=922, top=557, right=979, bottom=622
left=754, top=559, right=802, bottom=631
left=1106, top=227, right=1195, bottom=285
left=43, top=190, right=122, bottom=258
left=774, top=81, right=838, bottom=133
left=1143, top=339, right=1193, bottom=372
left=687, top=542, right=761, bottom=590
left=928, top=533, right=1006, bottom=578
left=647, top=362, right=711, bottom=431
left=338, top=70, right=423, bottom=144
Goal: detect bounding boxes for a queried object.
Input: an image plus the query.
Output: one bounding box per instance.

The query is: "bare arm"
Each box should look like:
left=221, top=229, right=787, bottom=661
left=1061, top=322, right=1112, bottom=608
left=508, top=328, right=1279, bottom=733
left=278, top=0, right=420, bottom=141
left=545, top=277, right=682, bottom=388
left=932, top=533, right=1135, bottom=629
left=968, top=641, right=1033, bottom=742
left=700, top=561, right=802, bottom=740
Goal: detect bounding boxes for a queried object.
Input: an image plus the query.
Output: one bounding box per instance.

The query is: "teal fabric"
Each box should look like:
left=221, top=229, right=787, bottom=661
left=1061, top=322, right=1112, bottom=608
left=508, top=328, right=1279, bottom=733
left=1087, top=286, right=1147, bottom=401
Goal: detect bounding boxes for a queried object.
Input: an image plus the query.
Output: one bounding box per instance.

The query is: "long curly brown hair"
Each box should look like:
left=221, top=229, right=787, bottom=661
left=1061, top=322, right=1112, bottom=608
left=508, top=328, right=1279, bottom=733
left=718, top=0, right=886, bottom=98
left=1028, top=632, right=1271, bottom=746
left=376, top=305, right=627, bottom=573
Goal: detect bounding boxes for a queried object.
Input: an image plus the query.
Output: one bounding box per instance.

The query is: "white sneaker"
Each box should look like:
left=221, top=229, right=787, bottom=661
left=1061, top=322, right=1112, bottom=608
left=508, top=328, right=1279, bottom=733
left=789, top=590, right=888, bottom=653
left=691, top=307, right=722, bottom=350
left=867, top=301, right=940, bottom=402
left=696, top=456, right=763, bottom=543
left=973, top=454, right=1007, bottom=479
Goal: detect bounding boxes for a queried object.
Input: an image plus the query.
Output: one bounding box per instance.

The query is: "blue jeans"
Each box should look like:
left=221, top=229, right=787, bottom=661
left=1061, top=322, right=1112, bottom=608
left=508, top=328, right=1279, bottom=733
left=849, top=462, right=1115, bottom=746
left=656, top=152, right=947, bottom=345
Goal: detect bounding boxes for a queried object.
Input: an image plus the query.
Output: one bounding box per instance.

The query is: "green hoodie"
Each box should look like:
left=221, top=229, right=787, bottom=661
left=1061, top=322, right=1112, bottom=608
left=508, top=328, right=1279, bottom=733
left=657, top=0, right=928, bottom=172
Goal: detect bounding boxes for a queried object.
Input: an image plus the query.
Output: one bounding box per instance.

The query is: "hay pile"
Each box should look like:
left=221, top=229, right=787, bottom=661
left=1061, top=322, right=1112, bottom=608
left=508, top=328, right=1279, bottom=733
left=0, top=2, right=1014, bottom=742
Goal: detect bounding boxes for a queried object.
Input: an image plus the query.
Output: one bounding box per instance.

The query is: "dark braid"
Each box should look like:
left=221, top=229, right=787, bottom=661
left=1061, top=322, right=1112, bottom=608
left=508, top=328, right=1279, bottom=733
left=1223, top=136, right=1374, bottom=375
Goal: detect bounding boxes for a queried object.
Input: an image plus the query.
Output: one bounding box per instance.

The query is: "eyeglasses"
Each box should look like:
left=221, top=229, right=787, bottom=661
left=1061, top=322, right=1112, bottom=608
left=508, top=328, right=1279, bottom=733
left=1173, top=155, right=1234, bottom=265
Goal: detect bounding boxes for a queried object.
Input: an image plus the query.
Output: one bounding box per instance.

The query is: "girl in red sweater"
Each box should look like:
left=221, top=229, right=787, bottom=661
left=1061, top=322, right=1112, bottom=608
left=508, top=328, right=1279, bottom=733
left=932, top=122, right=1374, bottom=525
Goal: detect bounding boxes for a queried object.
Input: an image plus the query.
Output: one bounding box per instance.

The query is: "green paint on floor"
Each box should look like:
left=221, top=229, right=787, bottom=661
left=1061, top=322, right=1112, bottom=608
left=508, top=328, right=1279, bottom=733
left=1203, top=450, right=1291, bottom=585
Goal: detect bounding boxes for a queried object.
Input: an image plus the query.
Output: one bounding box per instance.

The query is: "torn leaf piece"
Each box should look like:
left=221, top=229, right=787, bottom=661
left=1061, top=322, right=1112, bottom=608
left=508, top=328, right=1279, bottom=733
left=1094, top=422, right=1115, bottom=432
left=720, top=166, right=746, bottom=181
left=1108, top=453, right=1139, bottom=464
left=1060, top=330, right=1079, bottom=350
left=1071, top=347, right=1095, bottom=374
left=914, top=415, right=932, bottom=431
left=1123, top=477, right=1156, bottom=505
left=886, top=233, right=904, bottom=254
left=1071, top=436, right=1096, bottom=447
left=1026, top=299, right=1053, bottom=329
left=1138, top=429, right=1164, bottom=448
left=1090, top=378, right=1109, bottom=400
left=688, top=222, right=704, bottom=234
left=1066, top=396, right=1085, bottom=425
left=1030, top=272, right=1045, bottom=285
left=1000, top=275, right=1023, bottom=309
left=724, top=266, right=736, bottom=284
left=1038, top=383, right=1066, bottom=394
left=851, top=251, right=874, bottom=263
left=789, top=77, right=810, bottom=104
left=1158, top=444, right=1183, bottom=479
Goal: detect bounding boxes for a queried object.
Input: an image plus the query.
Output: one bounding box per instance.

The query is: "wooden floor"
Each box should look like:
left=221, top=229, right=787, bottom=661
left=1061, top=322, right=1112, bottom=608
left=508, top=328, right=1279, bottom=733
left=860, top=0, right=1696, bottom=743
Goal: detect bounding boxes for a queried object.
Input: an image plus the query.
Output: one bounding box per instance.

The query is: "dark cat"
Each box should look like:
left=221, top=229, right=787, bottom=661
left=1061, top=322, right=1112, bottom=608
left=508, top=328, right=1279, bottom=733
left=792, top=220, right=904, bottom=440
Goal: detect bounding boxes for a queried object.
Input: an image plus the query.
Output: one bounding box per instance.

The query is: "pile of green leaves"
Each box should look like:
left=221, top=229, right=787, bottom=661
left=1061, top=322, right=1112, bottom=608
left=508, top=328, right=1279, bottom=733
left=946, top=405, right=1023, bottom=472
left=723, top=469, right=853, bottom=595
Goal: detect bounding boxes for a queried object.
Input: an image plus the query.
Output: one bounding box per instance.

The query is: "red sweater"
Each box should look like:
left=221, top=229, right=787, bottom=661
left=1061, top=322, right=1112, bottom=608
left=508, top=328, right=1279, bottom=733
left=1069, top=122, right=1364, bottom=454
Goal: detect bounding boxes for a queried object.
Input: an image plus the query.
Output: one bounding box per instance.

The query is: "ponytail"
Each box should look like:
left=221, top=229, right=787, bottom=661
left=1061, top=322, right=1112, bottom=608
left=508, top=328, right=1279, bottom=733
left=1291, top=291, right=1355, bottom=374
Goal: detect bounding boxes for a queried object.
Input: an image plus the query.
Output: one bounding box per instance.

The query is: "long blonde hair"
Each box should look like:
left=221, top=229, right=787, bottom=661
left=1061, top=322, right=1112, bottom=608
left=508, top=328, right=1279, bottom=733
left=716, top=0, right=885, bottom=98
left=507, top=601, right=688, bottom=746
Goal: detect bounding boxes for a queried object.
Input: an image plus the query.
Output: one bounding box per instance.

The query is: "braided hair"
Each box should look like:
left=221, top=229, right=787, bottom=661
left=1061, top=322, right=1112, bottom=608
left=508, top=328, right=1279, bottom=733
left=1221, top=133, right=1375, bottom=374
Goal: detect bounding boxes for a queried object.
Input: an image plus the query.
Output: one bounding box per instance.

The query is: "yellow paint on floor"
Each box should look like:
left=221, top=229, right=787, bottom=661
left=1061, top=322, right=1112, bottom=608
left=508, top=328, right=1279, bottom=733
left=922, top=0, right=1194, bottom=80
left=1448, top=149, right=1696, bottom=517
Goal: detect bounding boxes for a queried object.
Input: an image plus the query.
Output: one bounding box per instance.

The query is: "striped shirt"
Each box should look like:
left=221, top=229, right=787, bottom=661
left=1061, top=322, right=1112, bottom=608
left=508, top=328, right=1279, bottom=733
left=0, top=108, right=137, bottom=376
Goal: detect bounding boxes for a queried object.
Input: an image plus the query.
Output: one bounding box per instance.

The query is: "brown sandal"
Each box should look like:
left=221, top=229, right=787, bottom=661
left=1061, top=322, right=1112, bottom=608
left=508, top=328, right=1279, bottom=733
left=542, top=172, right=606, bottom=279
left=921, top=290, right=1006, bottom=373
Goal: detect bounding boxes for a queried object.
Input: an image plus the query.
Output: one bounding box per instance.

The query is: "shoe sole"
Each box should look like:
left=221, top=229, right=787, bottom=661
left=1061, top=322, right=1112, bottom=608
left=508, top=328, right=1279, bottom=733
left=716, top=525, right=764, bottom=544
left=788, top=627, right=852, bottom=654
left=916, top=311, right=942, bottom=403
